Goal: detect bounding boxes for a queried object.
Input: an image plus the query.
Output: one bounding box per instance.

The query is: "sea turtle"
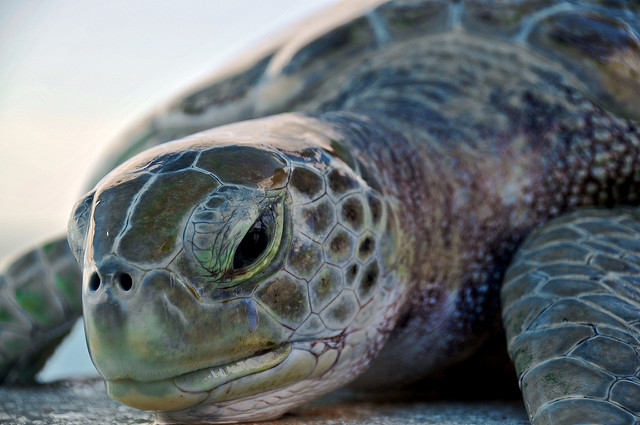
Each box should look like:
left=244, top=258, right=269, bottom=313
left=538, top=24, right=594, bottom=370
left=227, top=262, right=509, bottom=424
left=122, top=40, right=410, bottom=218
left=1, top=0, right=640, bottom=424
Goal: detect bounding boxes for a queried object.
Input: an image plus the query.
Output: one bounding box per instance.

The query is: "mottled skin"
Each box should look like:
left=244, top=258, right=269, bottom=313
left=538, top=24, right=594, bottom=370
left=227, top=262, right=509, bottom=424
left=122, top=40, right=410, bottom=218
left=67, top=118, right=405, bottom=422
left=1, top=1, right=640, bottom=424
left=312, top=33, right=640, bottom=387
left=0, top=239, right=82, bottom=383
left=503, top=208, right=640, bottom=424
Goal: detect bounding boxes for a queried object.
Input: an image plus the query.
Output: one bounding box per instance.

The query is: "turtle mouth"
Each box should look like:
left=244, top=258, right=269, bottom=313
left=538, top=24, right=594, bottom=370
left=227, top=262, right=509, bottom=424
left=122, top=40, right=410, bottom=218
left=105, top=344, right=293, bottom=412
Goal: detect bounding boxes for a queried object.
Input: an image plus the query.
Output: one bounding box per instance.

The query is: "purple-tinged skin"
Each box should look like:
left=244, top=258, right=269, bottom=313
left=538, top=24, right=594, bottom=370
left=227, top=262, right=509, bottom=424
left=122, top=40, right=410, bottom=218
left=1, top=1, right=639, bottom=424
left=70, top=35, right=640, bottom=419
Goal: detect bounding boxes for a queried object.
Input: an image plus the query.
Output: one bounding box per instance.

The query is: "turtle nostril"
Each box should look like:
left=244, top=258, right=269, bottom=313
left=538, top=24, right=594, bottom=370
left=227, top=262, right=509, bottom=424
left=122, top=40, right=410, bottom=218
left=117, top=273, right=133, bottom=291
left=89, top=272, right=101, bottom=292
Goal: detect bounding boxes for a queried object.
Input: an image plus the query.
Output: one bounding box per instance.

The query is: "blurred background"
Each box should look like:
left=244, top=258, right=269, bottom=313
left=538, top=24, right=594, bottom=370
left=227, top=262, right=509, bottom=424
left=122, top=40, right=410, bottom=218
left=0, top=0, right=337, bottom=381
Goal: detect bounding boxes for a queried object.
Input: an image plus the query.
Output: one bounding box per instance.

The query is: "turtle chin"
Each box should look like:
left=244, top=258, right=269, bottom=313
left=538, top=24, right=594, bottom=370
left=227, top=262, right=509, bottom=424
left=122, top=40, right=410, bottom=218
left=105, top=343, right=295, bottom=412
left=108, top=341, right=343, bottom=424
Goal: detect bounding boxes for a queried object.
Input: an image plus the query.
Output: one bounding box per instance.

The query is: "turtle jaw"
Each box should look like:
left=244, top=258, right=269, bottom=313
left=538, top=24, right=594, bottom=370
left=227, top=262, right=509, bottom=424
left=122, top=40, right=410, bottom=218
left=105, top=343, right=294, bottom=412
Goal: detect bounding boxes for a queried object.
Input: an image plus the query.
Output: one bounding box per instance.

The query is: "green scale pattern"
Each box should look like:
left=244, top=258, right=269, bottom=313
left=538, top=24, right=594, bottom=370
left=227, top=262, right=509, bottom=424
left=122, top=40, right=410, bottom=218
left=0, top=238, right=82, bottom=383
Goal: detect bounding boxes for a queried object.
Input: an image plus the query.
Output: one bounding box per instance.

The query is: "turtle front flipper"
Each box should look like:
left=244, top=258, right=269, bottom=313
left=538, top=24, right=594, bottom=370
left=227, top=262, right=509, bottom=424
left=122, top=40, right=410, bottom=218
left=0, top=236, right=82, bottom=383
left=502, top=208, right=640, bottom=424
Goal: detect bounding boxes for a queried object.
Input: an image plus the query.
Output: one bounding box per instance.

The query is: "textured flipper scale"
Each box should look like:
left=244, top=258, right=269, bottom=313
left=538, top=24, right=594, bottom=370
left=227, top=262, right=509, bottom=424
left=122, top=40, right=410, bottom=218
left=502, top=208, right=640, bottom=424
left=0, top=236, right=82, bottom=383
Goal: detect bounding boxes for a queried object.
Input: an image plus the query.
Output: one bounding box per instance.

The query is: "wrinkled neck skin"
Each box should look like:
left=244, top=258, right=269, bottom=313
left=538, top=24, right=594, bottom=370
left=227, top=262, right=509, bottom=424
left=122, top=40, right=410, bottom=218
left=305, top=33, right=640, bottom=387
left=310, top=109, right=541, bottom=386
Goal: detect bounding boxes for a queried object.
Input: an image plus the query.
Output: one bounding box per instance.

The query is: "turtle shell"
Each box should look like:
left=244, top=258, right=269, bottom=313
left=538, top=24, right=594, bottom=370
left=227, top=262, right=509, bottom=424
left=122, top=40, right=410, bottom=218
left=92, top=0, right=640, bottom=187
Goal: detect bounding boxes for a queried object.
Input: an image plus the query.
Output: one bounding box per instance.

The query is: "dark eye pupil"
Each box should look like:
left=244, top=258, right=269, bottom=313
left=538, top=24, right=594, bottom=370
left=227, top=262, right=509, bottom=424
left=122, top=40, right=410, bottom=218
left=233, top=219, right=269, bottom=269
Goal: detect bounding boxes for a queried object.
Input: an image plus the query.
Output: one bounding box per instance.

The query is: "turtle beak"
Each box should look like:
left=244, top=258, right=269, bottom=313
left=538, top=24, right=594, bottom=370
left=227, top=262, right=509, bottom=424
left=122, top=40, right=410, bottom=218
left=81, top=254, right=293, bottom=408
left=82, top=261, right=205, bottom=383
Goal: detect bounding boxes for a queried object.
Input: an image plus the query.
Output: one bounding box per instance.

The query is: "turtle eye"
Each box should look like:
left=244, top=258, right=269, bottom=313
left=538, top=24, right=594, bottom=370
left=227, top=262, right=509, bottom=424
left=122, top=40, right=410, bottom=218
left=232, top=221, right=268, bottom=270
left=232, top=210, right=273, bottom=270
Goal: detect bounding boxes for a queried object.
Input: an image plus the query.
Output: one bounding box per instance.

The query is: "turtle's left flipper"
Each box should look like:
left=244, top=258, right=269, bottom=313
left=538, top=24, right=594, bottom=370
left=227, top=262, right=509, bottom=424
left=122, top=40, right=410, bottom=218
left=0, top=236, right=82, bottom=384
left=502, top=208, right=640, bottom=425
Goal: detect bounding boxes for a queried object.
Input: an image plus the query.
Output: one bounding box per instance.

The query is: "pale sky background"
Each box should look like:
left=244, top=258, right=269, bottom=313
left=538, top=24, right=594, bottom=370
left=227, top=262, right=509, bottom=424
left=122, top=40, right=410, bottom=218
left=0, top=0, right=337, bottom=381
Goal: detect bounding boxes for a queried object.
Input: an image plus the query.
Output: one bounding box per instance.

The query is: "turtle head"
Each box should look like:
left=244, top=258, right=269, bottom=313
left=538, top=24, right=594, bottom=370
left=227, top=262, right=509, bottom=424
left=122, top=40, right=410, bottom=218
left=67, top=114, right=403, bottom=422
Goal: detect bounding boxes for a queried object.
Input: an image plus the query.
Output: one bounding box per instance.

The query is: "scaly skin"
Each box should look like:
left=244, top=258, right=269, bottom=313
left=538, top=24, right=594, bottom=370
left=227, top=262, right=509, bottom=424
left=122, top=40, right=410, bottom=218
left=65, top=31, right=640, bottom=423
left=2, top=3, right=640, bottom=424
left=69, top=115, right=409, bottom=423
left=0, top=238, right=82, bottom=383
left=309, top=32, right=640, bottom=387
left=502, top=208, right=640, bottom=424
